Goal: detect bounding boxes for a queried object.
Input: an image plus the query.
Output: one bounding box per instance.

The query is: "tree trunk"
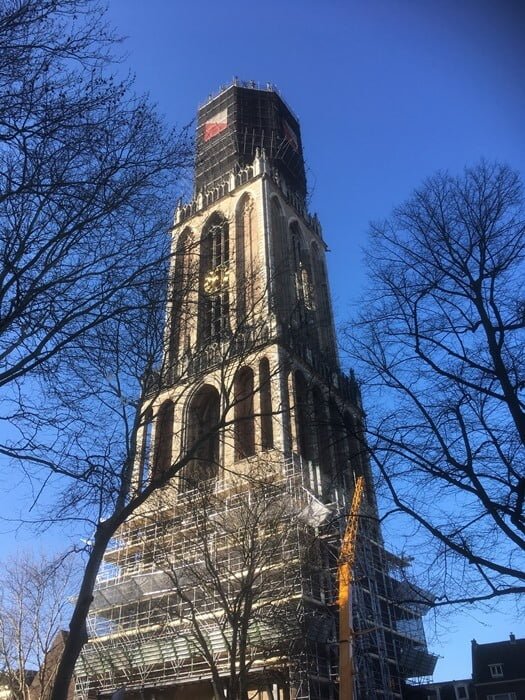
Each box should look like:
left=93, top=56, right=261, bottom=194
left=50, top=526, right=112, bottom=700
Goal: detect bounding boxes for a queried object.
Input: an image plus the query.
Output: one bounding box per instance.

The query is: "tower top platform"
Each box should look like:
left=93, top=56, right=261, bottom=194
left=195, top=80, right=307, bottom=199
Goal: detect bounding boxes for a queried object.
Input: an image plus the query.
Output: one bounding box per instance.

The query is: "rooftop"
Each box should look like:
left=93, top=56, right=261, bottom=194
left=472, top=634, right=525, bottom=683
left=199, top=77, right=300, bottom=123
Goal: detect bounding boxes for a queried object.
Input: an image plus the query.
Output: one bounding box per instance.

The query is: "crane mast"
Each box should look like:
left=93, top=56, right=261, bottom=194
left=338, top=475, right=365, bottom=700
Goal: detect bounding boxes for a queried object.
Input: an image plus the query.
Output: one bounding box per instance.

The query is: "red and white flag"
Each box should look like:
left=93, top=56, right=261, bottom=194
left=203, top=108, right=228, bottom=142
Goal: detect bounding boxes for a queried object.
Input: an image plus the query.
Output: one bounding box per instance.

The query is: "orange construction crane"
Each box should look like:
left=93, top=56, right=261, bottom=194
left=338, top=475, right=365, bottom=700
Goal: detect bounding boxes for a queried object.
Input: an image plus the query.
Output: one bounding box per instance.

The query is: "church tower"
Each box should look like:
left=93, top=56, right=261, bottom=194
left=76, top=81, right=436, bottom=700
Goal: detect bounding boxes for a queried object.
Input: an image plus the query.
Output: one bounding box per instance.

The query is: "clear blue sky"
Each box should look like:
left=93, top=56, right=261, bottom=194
left=1, top=0, right=524, bottom=684
left=105, top=0, right=525, bottom=322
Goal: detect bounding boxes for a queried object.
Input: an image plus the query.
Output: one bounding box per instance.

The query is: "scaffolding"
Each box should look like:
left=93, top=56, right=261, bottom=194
left=346, top=500, right=438, bottom=698
left=77, top=455, right=333, bottom=699
left=195, top=83, right=307, bottom=198
left=76, top=453, right=435, bottom=700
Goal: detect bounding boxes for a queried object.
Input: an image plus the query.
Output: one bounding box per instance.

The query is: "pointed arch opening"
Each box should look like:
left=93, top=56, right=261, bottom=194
left=182, top=384, right=221, bottom=490
left=312, top=386, right=330, bottom=476
left=311, top=242, right=333, bottom=360
left=234, top=366, right=255, bottom=461
left=344, top=412, right=364, bottom=475
left=152, top=401, right=174, bottom=479
left=329, top=400, right=347, bottom=481
left=169, top=228, right=193, bottom=359
left=236, top=194, right=258, bottom=326
left=290, top=223, right=316, bottom=346
left=295, top=370, right=313, bottom=461
left=270, top=197, right=292, bottom=323
left=138, top=407, right=153, bottom=489
left=198, top=212, right=230, bottom=345
left=259, top=357, right=274, bottom=451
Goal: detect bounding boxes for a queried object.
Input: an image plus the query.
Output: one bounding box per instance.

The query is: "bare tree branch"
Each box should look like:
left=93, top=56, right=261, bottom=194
left=345, top=161, right=525, bottom=606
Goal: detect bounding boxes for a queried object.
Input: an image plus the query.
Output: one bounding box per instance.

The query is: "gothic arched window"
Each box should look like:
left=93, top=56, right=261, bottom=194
left=270, top=197, right=293, bottom=324
left=235, top=194, right=258, bottom=325
left=234, top=366, right=255, bottom=460
left=295, top=370, right=313, bottom=461
left=198, top=213, right=230, bottom=345
left=152, top=401, right=174, bottom=479
left=259, top=357, right=274, bottom=450
left=329, top=400, right=347, bottom=479
left=138, top=407, right=153, bottom=489
left=182, top=384, right=220, bottom=490
left=290, top=222, right=315, bottom=335
left=344, top=412, right=363, bottom=474
left=311, top=242, right=333, bottom=359
left=169, top=228, right=193, bottom=359
left=312, top=386, right=330, bottom=476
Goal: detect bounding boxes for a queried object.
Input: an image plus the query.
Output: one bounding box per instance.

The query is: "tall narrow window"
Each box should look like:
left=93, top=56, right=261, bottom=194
left=295, top=371, right=313, bottom=461
left=138, top=408, right=153, bottom=489
left=344, top=412, right=363, bottom=474
left=270, top=197, right=293, bottom=324
left=236, top=195, right=258, bottom=325
left=182, top=385, right=220, bottom=490
left=311, top=242, right=333, bottom=359
left=313, top=387, right=330, bottom=474
left=290, top=224, right=303, bottom=326
left=259, top=358, right=274, bottom=450
left=152, top=401, right=174, bottom=478
left=234, top=367, right=255, bottom=460
left=290, top=223, right=316, bottom=348
left=169, top=229, right=193, bottom=359
left=199, top=213, right=230, bottom=344
left=329, top=400, right=347, bottom=484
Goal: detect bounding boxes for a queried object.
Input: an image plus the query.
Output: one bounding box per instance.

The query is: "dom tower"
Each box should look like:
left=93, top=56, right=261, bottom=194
left=76, top=82, right=436, bottom=700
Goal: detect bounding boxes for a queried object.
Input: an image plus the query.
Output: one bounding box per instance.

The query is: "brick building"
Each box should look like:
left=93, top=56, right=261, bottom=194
left=405, top=634, right=525, bottom=700
left=472, top=634, right=525, bottom=700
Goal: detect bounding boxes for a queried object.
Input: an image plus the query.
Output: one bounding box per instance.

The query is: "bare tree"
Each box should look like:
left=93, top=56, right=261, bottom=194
left=0, top=15, right=317, bottom=690
left=0, top=3, right=194, bottom=695
left=154, top=467, right=302, bottom=700
left=0, top=553, right=74, bottom=700
left=0, top=0, right=190, bottom=461
left=346, top=161, right=525, bottom=605
left=80, top=464, right=307, bottom=700
left=20, top=259, right=284, bottom=700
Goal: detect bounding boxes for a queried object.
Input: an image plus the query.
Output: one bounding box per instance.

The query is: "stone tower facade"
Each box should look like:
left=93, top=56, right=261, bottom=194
left=76, top=81, right=435, bottom=700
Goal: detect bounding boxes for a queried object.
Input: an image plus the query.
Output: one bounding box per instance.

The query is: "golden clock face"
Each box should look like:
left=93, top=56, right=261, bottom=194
left=203, top=269, right=220, bottom=295
left=203, top=265, right=230, bottom=295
